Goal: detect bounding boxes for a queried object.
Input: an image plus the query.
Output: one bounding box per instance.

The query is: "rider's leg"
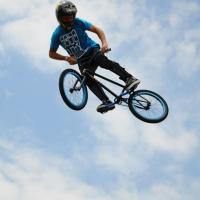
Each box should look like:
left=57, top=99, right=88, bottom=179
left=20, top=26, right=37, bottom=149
left=93, top=52, right=140, bottom=90
left=86, top=78, right=109, bottom=102
left=79, top=64, right=115, bottom=112
left=79, top=64, right=108, bottom=102
left=86, top=79, right=115, bottom=113
left=92, top=52, right=131, bottom=81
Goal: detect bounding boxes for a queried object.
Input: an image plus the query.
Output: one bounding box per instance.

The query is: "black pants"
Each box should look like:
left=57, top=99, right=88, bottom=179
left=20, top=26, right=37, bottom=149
left=78, top=48, right=132, bottom=102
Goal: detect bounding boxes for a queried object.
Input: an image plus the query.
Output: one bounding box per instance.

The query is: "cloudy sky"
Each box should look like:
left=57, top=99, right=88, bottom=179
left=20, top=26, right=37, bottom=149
left=0, top=0, right=200, bottom=200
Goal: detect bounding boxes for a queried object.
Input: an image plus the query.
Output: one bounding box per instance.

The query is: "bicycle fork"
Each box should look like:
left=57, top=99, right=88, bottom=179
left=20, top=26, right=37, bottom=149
left=70, top=76, right=86, bottom=93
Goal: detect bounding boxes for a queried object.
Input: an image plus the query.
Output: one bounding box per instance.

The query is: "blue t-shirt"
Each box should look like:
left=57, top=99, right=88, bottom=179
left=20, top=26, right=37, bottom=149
left=50, top=18, right=100, bottom=60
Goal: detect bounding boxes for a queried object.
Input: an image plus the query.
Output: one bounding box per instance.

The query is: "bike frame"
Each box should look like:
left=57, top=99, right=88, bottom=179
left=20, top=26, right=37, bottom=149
left=76, top=69, right=132, bottom=105
left=71, top=69, right=152, bottom=110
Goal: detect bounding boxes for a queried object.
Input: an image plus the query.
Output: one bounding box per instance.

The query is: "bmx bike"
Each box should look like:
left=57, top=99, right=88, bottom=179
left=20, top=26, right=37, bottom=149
left=59, top=67, right=168, bottom=123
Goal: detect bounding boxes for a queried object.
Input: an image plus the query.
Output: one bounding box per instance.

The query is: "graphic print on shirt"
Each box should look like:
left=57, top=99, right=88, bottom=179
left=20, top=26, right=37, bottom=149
left=60, top=29, right=85, bottom=59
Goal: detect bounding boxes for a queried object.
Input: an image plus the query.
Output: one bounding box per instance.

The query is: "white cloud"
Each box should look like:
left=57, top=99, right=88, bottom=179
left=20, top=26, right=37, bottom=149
left=84, top=102, right=199, bottom=180
left=0, top=0, right=50, bottom=20
left=174, top=37, right=200, bottom=78
left=0, top=88, right=15, bottom=100
left=167, top=1, right=200, bottom=78
left=145, top=184, right=182, bottom=200
left=0, top=0, right=56, bottom=71
left=141, top=125, right=198, bottom=159
left=168, top=14, right=182, bottom=28
left=0, top=42, right=4, bottom=53
left=0, top=138, right=110, bottom=200
left=140, top=179, right=200, bottom=200
left=172, top=1, right=200, bottom=16
left=0, top=132, right=200, bottom=200
left=0, top=41, right=9, bottom=78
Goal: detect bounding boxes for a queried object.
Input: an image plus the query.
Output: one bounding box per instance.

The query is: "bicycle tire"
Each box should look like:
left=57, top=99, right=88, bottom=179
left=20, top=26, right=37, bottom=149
left=59, top=69, right=88, bottom=110
left=128, top=89, right=168, bottom=123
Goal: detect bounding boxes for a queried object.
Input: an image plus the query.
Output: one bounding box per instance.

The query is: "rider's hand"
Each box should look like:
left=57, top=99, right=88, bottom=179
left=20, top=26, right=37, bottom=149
left=101, top=42, right=110, bottom=54
left=65, top=56, right=77, bottom=65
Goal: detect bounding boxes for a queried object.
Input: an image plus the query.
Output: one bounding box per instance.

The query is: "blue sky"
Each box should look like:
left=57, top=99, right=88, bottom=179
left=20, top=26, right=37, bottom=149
left=0, top=0, right=200, bottom=200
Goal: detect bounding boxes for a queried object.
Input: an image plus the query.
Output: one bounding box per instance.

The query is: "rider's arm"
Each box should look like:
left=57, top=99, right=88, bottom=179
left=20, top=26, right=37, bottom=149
left=49, top=31, right=77, bottom=65
left=89, top=25, right=109, bottom=52
left=49, top=50, right=77, bottom=65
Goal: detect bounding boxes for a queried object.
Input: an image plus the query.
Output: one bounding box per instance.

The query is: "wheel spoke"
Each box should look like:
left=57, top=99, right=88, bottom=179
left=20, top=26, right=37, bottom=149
left=64, top=74, right=84, bottom=106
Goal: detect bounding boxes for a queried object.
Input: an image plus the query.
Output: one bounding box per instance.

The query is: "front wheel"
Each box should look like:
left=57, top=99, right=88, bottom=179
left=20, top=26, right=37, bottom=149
left=59, top=69, right=88, bottom=110
left=128, top=90, right=168, bottom=123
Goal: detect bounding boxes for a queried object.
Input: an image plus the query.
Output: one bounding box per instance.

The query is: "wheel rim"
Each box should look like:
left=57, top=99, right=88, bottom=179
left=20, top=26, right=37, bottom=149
left=63, top=72, right=86, bottom=107
left=131, top=91, right=167, bottom=121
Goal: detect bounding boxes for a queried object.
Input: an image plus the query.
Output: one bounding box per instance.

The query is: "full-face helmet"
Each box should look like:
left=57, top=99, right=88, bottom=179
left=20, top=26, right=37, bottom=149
left=56, top=1, right=77, bottom=28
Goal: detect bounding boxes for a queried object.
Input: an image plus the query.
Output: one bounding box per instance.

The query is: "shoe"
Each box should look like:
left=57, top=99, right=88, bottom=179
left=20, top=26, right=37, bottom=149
left=96, top=100, right=115, bottom=113
left=125, top=76, right=140, bottom=91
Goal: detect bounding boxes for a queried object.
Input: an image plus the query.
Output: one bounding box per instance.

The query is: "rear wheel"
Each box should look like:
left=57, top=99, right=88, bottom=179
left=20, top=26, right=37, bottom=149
left=59, top=69, right=88, bottom=110
left=128, top=90, right=168, bottom=123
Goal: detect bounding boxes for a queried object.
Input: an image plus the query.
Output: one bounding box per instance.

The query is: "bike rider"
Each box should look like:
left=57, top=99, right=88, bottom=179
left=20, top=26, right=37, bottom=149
left=49, top=0, right=140, bottom=113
